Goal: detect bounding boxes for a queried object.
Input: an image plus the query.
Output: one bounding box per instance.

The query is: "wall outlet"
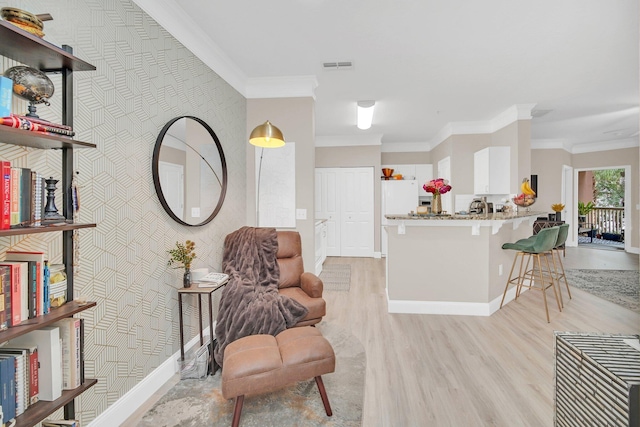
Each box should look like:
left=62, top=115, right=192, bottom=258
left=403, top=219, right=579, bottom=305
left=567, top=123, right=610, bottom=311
left=498, top=264, right=503, bottom=276
left=296, top=209, right=307, bottom=220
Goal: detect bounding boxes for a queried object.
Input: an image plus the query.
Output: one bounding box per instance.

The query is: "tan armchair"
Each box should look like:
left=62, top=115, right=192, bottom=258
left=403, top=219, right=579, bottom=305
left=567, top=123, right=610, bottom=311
left=276, top=231, right=326, bottom=326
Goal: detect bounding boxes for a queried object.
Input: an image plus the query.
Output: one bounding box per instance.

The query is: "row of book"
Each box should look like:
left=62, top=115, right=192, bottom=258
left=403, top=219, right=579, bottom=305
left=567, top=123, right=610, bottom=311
left=0, top=318, right=83, bottom=424
left=0, top=251, right=68, bottom=330
left=0, top=114, right=76, bottom=138
left=0, top=161, right=49, bottom=230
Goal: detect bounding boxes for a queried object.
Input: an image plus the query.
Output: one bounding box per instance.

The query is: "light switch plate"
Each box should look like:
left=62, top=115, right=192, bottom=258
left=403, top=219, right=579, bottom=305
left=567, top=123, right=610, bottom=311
left=296, top=209, right=307, bottom=220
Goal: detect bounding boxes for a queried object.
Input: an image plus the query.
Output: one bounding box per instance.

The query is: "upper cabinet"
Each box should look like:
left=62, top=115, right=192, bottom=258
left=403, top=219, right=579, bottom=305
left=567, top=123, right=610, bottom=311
left=474, top=147, right=510, bottom=195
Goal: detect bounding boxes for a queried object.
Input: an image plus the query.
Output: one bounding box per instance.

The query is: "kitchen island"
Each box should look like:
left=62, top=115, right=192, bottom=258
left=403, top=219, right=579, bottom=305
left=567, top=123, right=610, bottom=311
left=384, top=210, right=544, bottom=316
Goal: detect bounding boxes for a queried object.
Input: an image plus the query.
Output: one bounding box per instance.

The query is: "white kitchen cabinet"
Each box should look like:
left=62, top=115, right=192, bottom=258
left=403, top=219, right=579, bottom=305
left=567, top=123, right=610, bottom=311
left=474, top=147, right=510, bottom=195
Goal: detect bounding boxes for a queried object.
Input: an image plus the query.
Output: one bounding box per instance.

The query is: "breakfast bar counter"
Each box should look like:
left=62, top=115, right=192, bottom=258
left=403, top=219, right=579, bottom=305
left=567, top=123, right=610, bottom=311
left=384, top=210, right=544, bottom=316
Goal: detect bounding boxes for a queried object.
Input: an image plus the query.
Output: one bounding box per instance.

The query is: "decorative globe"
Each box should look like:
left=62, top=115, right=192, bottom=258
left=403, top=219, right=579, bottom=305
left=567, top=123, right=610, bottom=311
left=4, top=65, right=54, bottom=105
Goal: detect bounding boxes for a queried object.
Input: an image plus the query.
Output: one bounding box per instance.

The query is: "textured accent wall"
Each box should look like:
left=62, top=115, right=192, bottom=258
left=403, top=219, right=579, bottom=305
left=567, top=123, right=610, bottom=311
left=0, top=0, right=246, bottom=422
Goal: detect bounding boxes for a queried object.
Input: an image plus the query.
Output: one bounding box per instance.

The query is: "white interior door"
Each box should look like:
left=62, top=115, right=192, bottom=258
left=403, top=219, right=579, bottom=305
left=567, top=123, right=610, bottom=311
left=315, top=168, right=341, bottom=256
left=159, top=161, right=184, bottom=219
left=315, top=167, right=374, bottom=257
left=341, top=168, right=374, bottom=257
left=562, top=165, right=575, bottom=246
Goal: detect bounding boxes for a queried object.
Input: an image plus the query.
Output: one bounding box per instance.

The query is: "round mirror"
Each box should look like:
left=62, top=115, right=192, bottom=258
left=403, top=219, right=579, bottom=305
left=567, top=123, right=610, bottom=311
left=152, top=116, right=227, bottom=226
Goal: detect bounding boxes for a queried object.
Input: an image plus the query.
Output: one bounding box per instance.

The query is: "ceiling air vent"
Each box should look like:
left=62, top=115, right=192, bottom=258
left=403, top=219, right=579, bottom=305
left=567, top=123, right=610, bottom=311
left=323, top=61, right=353, bottom=70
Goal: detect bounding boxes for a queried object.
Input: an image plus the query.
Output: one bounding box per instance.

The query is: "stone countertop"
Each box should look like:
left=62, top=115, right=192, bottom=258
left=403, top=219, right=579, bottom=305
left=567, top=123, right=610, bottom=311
left=385, top=210, right=545, bottom=221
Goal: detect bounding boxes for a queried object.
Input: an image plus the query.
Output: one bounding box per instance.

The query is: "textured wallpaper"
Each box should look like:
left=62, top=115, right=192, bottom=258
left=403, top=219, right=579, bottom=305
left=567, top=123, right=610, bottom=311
left=0, top=0, right=247, bottom=422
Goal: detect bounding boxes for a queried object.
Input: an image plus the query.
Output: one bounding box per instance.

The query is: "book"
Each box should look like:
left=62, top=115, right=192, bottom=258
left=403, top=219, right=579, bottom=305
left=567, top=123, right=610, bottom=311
left=19, top=167, right=31, bottom=227
left=0, top=351, right=27, bottom=415
left=13, top=114, right=73, bottom=131
left=0, top=266, right=10, bottom=328
left=48, top=264, right=67, bottom=308
left=42, top=420, right=79, bottom=427
left=1, top=262, right=28, bottom=323
left=9, top=326, right=62, bottom=401
left=0, top=355, right=16, bottom=422
left=0, top=262, right=22, bottom=325
left=196, top=272, right=229, bottom=287
left=53, top=318, right=81, bottom=389
left=5, top=251, right=45, bottom=318
left=0, top=161, right=10, bottom=230
left=0, top=76, right=11, bottom=118
left=9, top=167, right=20, bottom=227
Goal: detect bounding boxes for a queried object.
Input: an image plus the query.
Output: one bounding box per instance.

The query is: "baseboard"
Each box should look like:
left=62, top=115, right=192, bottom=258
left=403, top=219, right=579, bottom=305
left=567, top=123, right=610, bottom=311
left=373, top=251, right=381, bottom=259
left=627, top=246, right=639, bottom=255
left=87, top=326, right=212, bottom=427
left=387, top=286, right=523, bottom=316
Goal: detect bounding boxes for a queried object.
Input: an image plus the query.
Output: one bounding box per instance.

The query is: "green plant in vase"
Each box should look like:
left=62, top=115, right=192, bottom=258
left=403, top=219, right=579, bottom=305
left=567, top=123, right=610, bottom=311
left=168, top=240, right=197, bottom=287
left=577, top=201, right=594, bottom=224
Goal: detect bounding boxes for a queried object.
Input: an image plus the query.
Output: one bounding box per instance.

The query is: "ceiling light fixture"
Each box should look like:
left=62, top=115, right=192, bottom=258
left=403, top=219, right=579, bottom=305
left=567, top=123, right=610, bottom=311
left=249, top=120, right=285, bottom=148
left=357, top=100, right=375, bottom=130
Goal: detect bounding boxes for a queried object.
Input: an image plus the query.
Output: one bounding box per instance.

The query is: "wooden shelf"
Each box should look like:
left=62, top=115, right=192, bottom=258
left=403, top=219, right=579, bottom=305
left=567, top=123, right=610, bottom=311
left=0, top=223, right=96, bottom=237
left=0, top=126, right=95, bottom=150
left=0, top=21, right=95, bottom=71
left=0, top=301, right=96, bottom=343
left=13, top=379, right=98, bottom=427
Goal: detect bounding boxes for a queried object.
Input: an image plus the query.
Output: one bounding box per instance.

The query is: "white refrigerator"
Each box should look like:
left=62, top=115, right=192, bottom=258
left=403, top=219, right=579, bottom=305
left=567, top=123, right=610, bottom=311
left=381, top=180, right=419, bottom=256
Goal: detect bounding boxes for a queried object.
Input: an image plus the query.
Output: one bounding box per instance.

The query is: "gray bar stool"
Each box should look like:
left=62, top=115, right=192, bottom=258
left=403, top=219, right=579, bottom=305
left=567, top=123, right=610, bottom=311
left=499, top=226, right=562, bottom=322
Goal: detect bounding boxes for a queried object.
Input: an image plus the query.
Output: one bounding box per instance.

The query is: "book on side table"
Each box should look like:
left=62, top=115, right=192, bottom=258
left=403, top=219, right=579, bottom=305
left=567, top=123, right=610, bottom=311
left=196, top=272, right=229, bottom=288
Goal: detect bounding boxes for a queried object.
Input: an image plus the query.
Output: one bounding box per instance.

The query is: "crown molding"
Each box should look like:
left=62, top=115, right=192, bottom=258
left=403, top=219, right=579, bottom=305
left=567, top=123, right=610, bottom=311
left=246, top=76, right=319, bottom=99
left=530, top=139, right=572, bottom=152
left=316, top=134, right=383, bottom=147
left=381, top=141, right=430, bottom=153
left=531, top=137, right=639, bottom=153
left=429, top=104, right=536, bottom=149
left=570, top=137, right=639, bottom=154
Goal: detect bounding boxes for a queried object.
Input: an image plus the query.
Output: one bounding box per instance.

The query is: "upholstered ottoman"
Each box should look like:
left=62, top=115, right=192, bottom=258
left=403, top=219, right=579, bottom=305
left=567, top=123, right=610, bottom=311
left=221, top=326, right=335, bottom=427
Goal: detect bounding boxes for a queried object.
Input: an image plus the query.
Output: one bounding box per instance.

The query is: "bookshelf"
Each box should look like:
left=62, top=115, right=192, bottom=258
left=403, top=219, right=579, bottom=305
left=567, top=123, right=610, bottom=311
left=0, top=21, right=96, bottom=426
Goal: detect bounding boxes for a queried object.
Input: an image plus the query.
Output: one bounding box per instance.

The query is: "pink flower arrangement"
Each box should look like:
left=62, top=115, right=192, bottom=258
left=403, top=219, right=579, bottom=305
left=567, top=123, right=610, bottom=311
left=423, top=178, right=452, bottom=195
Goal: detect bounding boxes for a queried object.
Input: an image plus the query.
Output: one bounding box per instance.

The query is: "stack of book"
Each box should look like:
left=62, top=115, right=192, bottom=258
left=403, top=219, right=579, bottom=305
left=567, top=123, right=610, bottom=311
left=196, top=272, right=229, bottom=288
left=0, top=160, right=50, bottom=229
left=0, top=114, right=75, bottom=138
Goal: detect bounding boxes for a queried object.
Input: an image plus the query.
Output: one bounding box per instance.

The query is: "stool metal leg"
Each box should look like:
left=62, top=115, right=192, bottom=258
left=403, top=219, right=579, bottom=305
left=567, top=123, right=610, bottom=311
left=315, top=376, right=333, bottom=416
left=232, top=395, right=244, bottom=427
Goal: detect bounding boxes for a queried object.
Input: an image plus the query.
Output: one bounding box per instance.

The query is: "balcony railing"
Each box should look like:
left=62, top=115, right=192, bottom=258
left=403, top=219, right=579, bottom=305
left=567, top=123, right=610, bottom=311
left=583, top=207, right=624, bottom=236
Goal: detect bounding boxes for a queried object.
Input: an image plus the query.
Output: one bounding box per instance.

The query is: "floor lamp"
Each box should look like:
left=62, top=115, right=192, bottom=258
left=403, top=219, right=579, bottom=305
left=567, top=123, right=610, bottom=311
left=250, top=120, right=285, bottom=226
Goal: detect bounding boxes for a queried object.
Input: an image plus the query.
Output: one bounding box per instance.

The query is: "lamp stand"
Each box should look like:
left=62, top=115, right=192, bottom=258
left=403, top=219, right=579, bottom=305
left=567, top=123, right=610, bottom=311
left=256, top=147, right=265, bottom=226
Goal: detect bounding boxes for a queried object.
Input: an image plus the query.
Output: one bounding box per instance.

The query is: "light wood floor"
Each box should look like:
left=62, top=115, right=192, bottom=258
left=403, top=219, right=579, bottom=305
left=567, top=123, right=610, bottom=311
left=124, top=247, right=639, bottom=426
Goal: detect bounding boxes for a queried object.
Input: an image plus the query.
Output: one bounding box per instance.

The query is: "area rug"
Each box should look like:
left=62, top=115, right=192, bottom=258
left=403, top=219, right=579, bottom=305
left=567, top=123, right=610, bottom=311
left=137, top=321, right=365, bottom=426
left=565, top=269, right=639, bottom=312
left=319, top=264, right=351, bottom=291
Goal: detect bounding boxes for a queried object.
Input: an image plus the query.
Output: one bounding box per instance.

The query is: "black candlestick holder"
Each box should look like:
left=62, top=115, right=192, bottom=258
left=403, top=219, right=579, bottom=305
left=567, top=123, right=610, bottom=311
left=43, top=177, right=67, bottom=224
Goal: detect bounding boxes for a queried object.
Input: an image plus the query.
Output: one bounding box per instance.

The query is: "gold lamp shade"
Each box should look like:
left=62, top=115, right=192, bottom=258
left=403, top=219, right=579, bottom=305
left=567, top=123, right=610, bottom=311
left=249, top=120, right=285, bottom=148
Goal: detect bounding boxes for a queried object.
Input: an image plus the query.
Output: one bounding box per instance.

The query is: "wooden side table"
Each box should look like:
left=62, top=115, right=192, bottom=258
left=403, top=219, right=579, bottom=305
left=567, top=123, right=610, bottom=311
left=177, top=283, right=226, bottom=375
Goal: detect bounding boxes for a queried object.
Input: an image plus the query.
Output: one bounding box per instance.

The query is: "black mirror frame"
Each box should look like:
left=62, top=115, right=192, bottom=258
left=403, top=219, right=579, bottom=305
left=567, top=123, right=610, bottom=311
left=152, top=116, right=228, bottom=227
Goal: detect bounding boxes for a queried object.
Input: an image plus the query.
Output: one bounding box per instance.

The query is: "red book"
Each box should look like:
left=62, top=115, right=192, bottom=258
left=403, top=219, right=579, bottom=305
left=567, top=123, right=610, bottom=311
left=0, top=161, right=10, bottom=229
left=0, top=262, right=22, bottom=325
left=10, top=167, right=20, bottom=227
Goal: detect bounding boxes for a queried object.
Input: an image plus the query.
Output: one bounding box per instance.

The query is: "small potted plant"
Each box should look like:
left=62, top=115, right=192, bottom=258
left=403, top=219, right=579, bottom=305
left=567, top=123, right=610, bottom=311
left=168, top=240, right=197, bottom=287
left=577, top=201, right=594, bottom=225
left=551, top=203, right=565, bottom=221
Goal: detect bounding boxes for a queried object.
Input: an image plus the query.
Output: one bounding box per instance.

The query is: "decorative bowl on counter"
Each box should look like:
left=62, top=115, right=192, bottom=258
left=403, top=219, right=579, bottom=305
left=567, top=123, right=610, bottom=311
left=512, top=194, right=536, bottom=207
left=382, top=168, right=394, bottom=178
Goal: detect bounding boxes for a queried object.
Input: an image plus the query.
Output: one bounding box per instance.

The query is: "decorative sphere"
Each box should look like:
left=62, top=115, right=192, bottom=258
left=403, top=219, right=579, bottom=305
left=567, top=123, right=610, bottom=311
left=4, top=66, right=54, bottom=104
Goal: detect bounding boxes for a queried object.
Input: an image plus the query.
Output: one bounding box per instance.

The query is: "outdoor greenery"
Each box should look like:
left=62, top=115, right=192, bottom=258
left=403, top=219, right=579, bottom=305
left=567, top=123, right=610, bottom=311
left=577, top=201, right=595, bottom=216
left=593, top=169, right=625, bottom=207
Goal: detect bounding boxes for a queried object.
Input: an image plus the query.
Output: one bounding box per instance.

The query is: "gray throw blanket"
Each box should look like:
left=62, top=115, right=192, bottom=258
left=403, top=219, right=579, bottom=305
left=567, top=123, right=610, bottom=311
left=213, top=227, right=308, bottom=366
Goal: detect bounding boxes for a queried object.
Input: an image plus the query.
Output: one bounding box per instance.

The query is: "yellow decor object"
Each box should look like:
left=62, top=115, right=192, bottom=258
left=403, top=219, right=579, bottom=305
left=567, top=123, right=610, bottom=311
left=249, top=120, right=285, bottom=148
left=168, top=240, right=197, bottom=270
left=551, top=203, right=565, bottom=212
left=520, top=178, right=536, bottom=197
